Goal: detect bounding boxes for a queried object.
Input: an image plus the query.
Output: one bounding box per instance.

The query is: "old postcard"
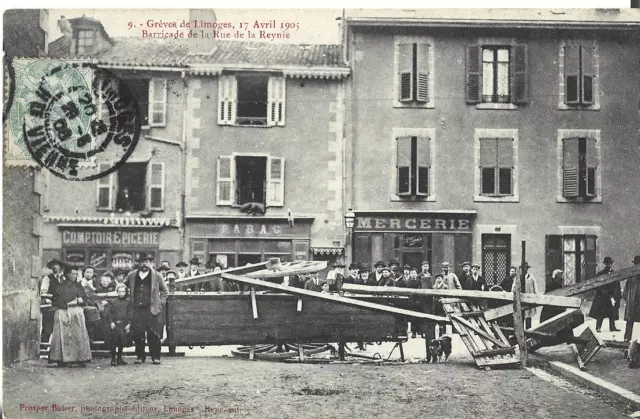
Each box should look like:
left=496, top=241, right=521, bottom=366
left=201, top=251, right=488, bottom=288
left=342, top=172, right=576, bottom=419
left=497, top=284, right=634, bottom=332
left=3, top=5, right=640, bottom=418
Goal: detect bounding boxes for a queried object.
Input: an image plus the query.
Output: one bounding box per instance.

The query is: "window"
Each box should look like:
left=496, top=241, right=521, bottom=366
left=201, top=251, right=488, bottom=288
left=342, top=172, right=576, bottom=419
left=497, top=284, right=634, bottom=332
left=474, top=129, right=519, bottom=202
left=479, top=138, right=513, bottom=196
left=466, top=44, right=527, bottom=107
left=561, top=41, right=597, bottom=108
left=105, top=78, right=168, bottom=127
left=394, top=36, right=434, bottom=108
left=96, top=162, right=165, bottom=211
left=216, top=155, right=285, bottom=206
left=557, top=130, right=601, bottom=203
left=218, top=74, right=285, bottom=126
left=545, top=234, right=597, bottom=286
left=74, top=29, right=94, bottom=55
left=396, top=136, right=431, bottom=198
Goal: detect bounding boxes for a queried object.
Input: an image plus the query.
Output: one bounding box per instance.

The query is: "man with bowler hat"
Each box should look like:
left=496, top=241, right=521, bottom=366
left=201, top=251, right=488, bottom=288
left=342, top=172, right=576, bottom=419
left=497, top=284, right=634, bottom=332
left=126, top=252, right=168, bottom=364
left=589, top=256, right=621, bottom=332
left=372, top=261, right=385, bottom=284
left=343, top=263, right=360, bottom=285
left=622, top=256, right=640, bottom=342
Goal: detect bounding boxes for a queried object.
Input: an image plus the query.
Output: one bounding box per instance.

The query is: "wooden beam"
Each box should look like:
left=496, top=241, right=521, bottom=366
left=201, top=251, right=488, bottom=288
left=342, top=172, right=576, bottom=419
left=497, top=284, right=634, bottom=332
left=450, top=316, right=506, bottom=347
left=546, top=264, right=640, bottom=297
left=221, top=273, right=450, bottom=322
left=341, top=284, right=581, bottom=308
left=245, top=261, right=328, bottom=279
left=297, top=298, right=303, bottom=313
left=250, top=288, right=258, bottom=319
left=525, top=309, right=584, bottom=351
left=249, top=345, right=255, bottom=361
left=514, top=246, right=527, bottom=367
left=173, top=261, right=270, bottom=287
left=298, top=344, right=304, bottom=361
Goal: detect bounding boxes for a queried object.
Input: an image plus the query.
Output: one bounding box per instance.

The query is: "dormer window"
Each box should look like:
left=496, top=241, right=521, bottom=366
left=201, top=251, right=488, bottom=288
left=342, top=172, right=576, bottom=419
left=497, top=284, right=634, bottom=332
left=75, top=29, right=95, bottom=55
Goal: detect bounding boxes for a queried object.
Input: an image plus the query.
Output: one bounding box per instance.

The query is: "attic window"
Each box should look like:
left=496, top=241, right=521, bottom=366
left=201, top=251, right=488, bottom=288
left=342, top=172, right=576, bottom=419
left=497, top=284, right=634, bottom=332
left=75, top=29, right=95, bottom=55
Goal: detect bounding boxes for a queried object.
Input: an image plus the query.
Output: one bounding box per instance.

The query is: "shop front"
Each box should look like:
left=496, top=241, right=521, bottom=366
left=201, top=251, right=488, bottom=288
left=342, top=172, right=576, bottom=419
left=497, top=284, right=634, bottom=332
left=42, top=217, right=181, bottom=276
left=351, top=211, right=476, bottom=272
left=186, top=217, right=314, bottom=268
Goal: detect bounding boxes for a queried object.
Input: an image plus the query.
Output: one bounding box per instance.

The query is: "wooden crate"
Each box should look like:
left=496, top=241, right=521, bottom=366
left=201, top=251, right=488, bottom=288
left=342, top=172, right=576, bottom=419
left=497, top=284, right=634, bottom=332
left=571, top=327, right=605, bottom=370
left=441, top=298, right=520, bottom=368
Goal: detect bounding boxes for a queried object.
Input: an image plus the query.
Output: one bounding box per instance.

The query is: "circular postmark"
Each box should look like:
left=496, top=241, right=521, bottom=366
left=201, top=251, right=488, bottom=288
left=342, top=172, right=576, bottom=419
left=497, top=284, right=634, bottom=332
left=8, top=59, right=140, bottom=180
left=3, top=57, right=16, bottom=122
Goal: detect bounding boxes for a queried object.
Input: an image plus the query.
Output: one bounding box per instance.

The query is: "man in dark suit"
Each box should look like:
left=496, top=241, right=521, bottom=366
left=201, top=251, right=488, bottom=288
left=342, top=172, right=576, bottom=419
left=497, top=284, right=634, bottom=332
left=466, top=263, right=486, bottom=291
left=589, top=256, right=621, bottom=332
left=304, top=273, right=323, bottom=292
left=459, top=261, right=472, bottom=290
left=126, top=253, right=168, bottom=365
left=388, top=259, right=401, bottom=279
left=343, top=263, right=360, bottom=285
left=394, top=265, right=411, bottom=288
left=371, top=261, right=385, bottom=284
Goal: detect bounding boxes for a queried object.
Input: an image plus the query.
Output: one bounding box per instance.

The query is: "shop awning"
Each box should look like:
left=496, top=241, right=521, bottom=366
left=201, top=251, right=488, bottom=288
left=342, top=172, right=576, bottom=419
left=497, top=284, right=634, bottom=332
left=44, top=215, right=173, bottom=228
left=311, top=247, right=344, bottom=256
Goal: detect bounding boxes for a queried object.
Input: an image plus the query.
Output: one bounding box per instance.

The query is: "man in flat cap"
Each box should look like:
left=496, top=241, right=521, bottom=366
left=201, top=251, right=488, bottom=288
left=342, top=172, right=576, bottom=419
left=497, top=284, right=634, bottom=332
left=466, top=263, right=486, bottom=291
left=441, top=262, right=461, bottom=290
left=459, top=261, right=473, bottom=290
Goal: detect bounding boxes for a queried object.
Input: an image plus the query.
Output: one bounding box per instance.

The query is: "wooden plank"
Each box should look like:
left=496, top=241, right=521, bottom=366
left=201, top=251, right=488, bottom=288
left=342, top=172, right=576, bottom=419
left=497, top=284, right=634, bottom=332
left=297, top=298, right=303, bottom=312
left=473, top=347, right=516, bottom=357
left=547, top=264, right=640, bottom=297
left=450, top=304, right=493, bottom=351
left=298, top=344, right=304, bottom=361
left=571, top=344, right=586, bottom=370
left=526, top=309, right=585, bottom=351
left=221, top=272, right=450, bottom=322
left=251, top=288, right=258, bottom=319
left=514, top=252, right=527, bottom=367
left=451, top=315, right=506, bottom=348
left=341, top=284, right=581, bottom=308
left=174, top=261, right=270, bottom=287
left=249, top=345, right=255, bottom=361
left=246, top=261, right=328, bottom=279
left=484, top=304, right=517, bottom=322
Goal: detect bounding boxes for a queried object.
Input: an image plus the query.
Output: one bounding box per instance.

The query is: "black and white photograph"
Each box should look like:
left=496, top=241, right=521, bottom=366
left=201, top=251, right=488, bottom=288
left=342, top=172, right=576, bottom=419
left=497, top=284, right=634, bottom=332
left=2, top=4, right=640, bottom=418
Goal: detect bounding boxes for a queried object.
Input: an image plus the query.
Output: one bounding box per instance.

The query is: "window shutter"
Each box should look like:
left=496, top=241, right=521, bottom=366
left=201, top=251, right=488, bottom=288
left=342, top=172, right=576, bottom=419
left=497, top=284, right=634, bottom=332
left=266, top=156, right=285, bottom=207
left=398, top=43, right=414, bottom=102
left=545, top=235, right=563, bottom=289
left=562, top=137, right=580, bottom=198
left=498, top=168, right=512, bottom=195
left=96, top=163, right=114, bottom=210
left=585, top=137, right=597, bottom=197
left=511, top=44, right=528, bottom=104
left=466, top=45, right=481, bottom=104
left=216, top=156, right=234, bottom=205
left=416, top=136, right=430, bottom=196
left=268, top=76, right=286, bottom=126
left=149, top=78, right=167, bottom=126
left=564, top=44, right=580, bottom=105
left=480, top=138, right=497, bottom=195
left=584, top=235, right=597, bottom=280
left=147, top=162, right=164, bottom=211
left=581, top=44, right=594, bottom=105
left=416, top=43, right=430, bottom=103
left=396, top=136, right=412, bottom=196
left=218, top=75, right=236, bottom=125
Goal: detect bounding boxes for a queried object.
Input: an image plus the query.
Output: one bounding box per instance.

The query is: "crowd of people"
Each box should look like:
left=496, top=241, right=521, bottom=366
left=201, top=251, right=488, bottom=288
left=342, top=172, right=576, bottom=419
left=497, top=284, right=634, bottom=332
left=39, top=253, right=640, bottom=367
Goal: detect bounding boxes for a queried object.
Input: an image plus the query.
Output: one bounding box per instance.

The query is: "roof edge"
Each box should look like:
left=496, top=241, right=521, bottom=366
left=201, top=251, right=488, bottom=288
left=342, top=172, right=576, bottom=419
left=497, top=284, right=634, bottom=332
left=346, top=18, right=640, bottom=30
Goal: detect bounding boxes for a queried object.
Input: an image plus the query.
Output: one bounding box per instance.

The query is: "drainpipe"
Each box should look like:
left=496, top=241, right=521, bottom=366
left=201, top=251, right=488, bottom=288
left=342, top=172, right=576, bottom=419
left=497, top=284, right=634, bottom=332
left=180, top=70, right=188, bottom=261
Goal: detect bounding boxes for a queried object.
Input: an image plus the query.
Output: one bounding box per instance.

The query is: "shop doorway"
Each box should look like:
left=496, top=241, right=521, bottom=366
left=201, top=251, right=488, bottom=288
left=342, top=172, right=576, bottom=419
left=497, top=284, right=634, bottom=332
left=482, top=234, right=511, bottom=287
left=238, top=253, right=261, bottom=267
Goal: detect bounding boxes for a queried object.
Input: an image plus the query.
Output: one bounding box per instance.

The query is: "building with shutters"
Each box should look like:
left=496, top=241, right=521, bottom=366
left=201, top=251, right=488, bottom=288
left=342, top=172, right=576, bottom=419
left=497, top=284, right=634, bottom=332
left=41, top=15, right=351, bottom=273
left=184, top=42, right=350, bottom=268
left=342, top=9, right=640, bottom=290
left=43, top=16, right=187, bottom=274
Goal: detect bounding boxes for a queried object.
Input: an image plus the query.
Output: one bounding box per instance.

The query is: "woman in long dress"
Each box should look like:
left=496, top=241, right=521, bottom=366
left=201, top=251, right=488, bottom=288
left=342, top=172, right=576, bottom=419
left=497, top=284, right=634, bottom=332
left=49, top=269, right=92, bottom=367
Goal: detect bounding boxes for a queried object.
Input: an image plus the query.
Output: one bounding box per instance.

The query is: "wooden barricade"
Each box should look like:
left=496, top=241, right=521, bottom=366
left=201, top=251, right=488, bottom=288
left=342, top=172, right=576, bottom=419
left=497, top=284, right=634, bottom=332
left=571, top=327, right=605, bottom=370
left=441, top=298, right=520, bottom=368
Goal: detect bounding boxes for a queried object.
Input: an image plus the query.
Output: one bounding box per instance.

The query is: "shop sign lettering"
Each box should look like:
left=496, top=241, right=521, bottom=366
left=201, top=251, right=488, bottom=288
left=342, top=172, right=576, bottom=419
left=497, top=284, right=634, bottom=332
left=354, top=216, right=472, bottom=232
left=62, top=230, right=159, bottom=247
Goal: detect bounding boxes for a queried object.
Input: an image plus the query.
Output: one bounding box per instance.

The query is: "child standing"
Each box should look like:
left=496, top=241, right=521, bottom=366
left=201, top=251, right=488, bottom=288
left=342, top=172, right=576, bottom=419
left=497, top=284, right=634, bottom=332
left=107, top=284, right=132, bottom=366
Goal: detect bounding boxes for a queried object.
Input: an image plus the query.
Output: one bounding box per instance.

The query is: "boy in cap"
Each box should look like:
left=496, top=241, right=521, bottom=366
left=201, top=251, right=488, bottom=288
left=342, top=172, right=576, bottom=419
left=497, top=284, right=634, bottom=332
left=408, top=267, right=422, bottom=338
left=372, top=261, right=385, bottom=284
left=393, top=265, right=410, bottom=288
left=418, top=261, right=433, bottom=289
left=388, top=259, right=401, bottom=279
left=326, top=263, right=345, bottom=292
left=381, top=266, right=394, bottom=286
left=467, top=263, right=486, bottom=291
left=107, top=283, right=132, bottom=366
left=459, top=261, right=472, bottom=290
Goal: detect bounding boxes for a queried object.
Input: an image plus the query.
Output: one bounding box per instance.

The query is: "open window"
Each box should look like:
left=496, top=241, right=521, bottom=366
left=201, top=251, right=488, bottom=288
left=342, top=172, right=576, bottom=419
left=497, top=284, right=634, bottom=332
left=216, top=155, right=285, bottom=206
left=563, top=42, right=596, bottom=107
left=106, top=78, right=168, bottom=127
left=218, top=74, right=285, bottom=126
left=466, top=44, right=528, bottom=106
left=96, top=162, right=165, bottom=212
left=396, top=136, right=431, bottom=198
left=562, top=137, right=597, bottom=199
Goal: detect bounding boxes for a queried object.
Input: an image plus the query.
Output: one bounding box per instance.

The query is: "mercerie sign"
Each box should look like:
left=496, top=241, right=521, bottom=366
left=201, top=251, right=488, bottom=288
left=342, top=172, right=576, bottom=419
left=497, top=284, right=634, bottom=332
left=354, top=214, right=473, bottom=233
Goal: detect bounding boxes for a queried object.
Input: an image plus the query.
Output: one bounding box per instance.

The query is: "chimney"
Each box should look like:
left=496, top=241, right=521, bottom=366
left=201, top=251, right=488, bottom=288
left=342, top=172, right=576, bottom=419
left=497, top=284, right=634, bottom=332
left=58, top=15, right=71, bottom=34
left=188, top=9, right=218, bottom=53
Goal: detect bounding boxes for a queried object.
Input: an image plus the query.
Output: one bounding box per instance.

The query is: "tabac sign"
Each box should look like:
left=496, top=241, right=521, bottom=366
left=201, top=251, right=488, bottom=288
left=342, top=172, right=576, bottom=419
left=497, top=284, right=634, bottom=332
left=353, top=213, right=474, bottom=233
